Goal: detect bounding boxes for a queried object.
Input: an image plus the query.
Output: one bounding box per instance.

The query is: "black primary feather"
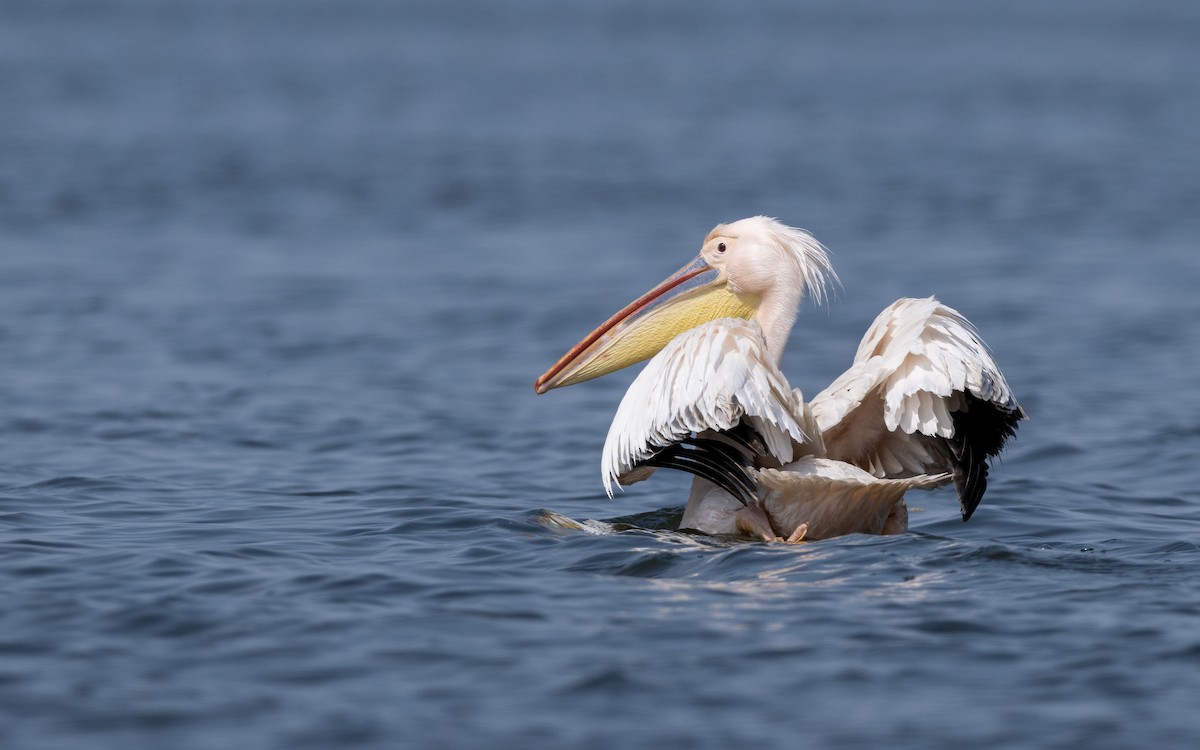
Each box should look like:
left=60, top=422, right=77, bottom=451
left=637, top=421, right=766, bottom=507
left=949, top=393, right=1024, bottom=521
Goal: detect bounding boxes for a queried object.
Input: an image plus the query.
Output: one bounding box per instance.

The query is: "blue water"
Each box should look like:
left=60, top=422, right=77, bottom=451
left=3, top=1, right=1200, bottom=747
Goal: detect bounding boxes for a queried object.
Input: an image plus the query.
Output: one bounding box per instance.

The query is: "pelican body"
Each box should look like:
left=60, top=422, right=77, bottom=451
left=536, top=217, right=1024, bottom=542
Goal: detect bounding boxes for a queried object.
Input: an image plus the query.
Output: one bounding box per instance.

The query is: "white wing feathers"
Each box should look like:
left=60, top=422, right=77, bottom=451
left=810, top=297, right=1024, bottom=481
left=601, top=318, right=808, bottom=497
left=597, top=298, right=1022, bottom=525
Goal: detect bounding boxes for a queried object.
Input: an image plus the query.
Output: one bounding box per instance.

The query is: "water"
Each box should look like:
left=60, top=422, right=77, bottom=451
left=2, top=1, right=1200, bottom=747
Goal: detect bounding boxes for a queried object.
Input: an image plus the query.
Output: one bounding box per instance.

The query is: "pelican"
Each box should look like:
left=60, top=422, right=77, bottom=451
left=535, top=217, right=1025, bottom=542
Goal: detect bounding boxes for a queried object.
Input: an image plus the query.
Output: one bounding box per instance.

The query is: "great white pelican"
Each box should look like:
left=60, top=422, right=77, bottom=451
left=535, top=217, right=1024, bottom=542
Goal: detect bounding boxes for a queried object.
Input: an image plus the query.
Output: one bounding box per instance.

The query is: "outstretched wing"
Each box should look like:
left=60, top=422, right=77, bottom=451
left=601, top=318, right=817, bottom=502
left=809, top=297, right=1025, bottom=521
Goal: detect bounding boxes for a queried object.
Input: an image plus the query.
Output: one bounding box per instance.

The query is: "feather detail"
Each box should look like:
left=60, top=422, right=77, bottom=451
left=601, top=318, right=807, bottom=497
left=809, top=297, right=1025, bottom=519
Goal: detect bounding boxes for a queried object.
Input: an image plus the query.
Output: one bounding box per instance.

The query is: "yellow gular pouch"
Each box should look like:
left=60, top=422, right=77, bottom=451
left=557, top=286, right=760, bottom=387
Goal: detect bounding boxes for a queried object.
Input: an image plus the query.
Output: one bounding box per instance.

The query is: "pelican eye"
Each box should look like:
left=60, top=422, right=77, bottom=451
left=717, top=242, right=726, bottom=253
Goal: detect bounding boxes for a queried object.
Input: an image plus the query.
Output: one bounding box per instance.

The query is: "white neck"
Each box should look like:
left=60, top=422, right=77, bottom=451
left=754, top=285, right=802, bottom=366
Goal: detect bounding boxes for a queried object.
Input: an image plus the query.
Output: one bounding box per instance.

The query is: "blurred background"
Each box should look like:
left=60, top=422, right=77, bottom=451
left=2, top=1, right=1199, bottom=748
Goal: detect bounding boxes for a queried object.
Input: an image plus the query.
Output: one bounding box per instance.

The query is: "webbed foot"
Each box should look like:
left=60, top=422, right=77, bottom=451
left=785, top=522, right=809, bottom=544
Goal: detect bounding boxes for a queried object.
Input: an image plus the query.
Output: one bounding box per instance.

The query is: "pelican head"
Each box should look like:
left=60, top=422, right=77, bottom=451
left=535, top=216, right=836, bottom=393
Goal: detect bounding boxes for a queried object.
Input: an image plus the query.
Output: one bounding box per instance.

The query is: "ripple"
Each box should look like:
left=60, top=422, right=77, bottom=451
left=3, top=2, right=1200, bottom=748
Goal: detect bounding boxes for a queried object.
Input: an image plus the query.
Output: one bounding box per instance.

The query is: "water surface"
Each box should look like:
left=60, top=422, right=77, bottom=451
left=2, top=1, right=1200, bottom=748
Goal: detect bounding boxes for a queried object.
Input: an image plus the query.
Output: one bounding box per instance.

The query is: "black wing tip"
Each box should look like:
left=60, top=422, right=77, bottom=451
left=643, top=451, right=754, bottom=505
left=955, top=460, right=988, bottom=522
left=636, top=421, right=765, bottom=506
left=951, top=394, right=1023, bottom=522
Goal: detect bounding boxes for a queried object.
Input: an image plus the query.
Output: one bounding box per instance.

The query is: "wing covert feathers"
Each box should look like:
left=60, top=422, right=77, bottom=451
left=809, top=297, right=1025, bottom=521
left=601, top=319, right=807, bottom=497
